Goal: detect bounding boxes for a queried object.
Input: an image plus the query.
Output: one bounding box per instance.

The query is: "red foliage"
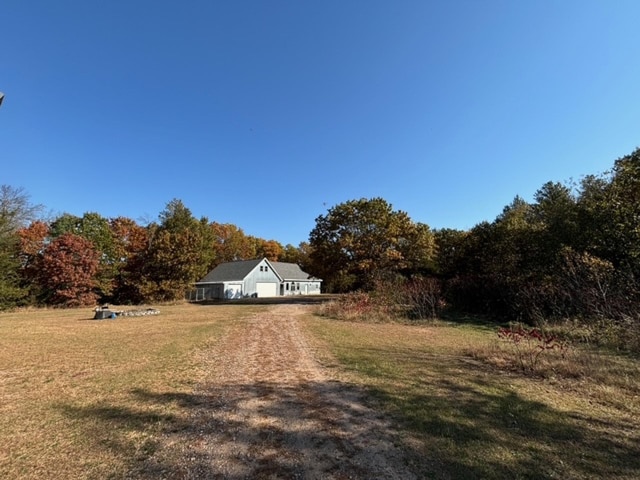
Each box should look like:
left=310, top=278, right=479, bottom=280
left=17, top=221, right=49, bottom=288
left=37, top=233, right=100, bottom=307
left=497, top=325, right=569, bottom=372
left=18, top=221, right=49, bottom=260
left=110, top=217, right=148, bottom=257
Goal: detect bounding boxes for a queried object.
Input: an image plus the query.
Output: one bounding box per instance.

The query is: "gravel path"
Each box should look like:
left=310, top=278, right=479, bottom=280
left=133, top=304, right=418, bottom=479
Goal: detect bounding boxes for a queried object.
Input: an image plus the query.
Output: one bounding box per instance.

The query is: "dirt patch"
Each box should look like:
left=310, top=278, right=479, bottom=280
left=130, top=304, right=418, bottom=479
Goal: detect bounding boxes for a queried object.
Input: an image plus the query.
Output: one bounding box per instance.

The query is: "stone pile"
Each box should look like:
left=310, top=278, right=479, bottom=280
left=93, top=306, right=160, bottom=319
left=118, top=308, right=160, bottom=317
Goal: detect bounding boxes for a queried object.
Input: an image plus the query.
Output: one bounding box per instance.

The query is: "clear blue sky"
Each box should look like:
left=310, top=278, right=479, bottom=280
left=2, top=1, right=639, bottom=246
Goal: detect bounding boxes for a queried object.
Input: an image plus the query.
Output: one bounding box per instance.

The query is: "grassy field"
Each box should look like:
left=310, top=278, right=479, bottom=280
left=0, top=303, right=261, bottom=479
left=1, top=303, right=639, bottom=479
left=304, top=315, right=640, bottom=479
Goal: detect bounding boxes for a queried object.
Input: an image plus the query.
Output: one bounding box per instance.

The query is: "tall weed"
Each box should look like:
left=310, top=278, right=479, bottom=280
left=315, top=292, right=395, bottom=322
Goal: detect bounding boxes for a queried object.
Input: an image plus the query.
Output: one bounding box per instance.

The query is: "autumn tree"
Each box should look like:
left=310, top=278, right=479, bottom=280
left=253, top=238, right=284, bottom=261
left=109, top=216, right=149, bottom=304
left=209, top=222, right=256, bottom=263
left=139, top=199, right=214, bottom=301
left=309, top=198, right=435, bottom=292
left=36, top=233, right=100, bottom=306
left=50, top=212, right=119, bottom=299
left=398, top=222, right=437, bottom=274
left=17, top=221, right=49, bottom=303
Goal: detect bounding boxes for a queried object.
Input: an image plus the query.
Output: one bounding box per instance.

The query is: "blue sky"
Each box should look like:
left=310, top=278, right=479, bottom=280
left=2, top=1, right=639, bottom=246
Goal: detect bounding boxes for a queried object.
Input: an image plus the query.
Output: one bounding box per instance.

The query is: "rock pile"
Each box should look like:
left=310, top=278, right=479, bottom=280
left=93, top=306, right=160, bottom=319
left=118, top=308, right=160, bottom=317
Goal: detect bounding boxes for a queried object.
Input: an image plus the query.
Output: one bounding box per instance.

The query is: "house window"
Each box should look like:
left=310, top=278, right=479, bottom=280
left=286, top=283, right=289, bottom=290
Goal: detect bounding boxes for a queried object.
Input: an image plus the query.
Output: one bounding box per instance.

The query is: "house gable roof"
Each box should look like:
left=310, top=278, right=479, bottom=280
left=197, top=259, right=263, bottom=283
left=196, top=258, right=321, bottom=284
left=271, top=261, right=316, bottom=281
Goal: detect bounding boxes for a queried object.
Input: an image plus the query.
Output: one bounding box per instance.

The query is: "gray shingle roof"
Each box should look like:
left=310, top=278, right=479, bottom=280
left=197, top=259, right=262, bottom=283
left=197, top=258, right=320, bottom=283
left=270, top=261, right=312, bottom=280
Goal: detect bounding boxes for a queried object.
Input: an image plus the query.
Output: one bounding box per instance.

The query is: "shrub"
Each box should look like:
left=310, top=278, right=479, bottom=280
left=399, top=276, right=445, bottom=320
left=317, top=275, right=447, bottom=323
left=496, top=324, right=570, bottom=374
left=316, top=291, right=394, bottom=322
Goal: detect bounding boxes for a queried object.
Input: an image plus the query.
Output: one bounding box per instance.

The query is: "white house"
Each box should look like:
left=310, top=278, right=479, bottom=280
left=191, top=258, right=322, bottom=300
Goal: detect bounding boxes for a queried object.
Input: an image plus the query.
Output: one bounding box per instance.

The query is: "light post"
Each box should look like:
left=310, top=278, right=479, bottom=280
left=0, top=92, right=4, bottom=107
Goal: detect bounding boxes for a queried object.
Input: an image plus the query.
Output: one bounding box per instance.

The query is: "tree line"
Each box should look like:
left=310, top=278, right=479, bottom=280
left=2, top=147, right=640, bottom=342
left=437, top=147, right=640, bottom=327
left=0, top=196, right=309, bottom=308
left=308, top=148, right=640, bottom=351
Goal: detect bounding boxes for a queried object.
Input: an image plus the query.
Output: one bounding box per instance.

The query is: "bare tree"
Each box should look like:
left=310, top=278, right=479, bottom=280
left=0, top=185, right=43, bottom=235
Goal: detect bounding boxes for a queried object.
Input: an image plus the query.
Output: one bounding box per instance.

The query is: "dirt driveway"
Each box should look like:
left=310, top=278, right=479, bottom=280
left=133, top=304, right=419, bottom=479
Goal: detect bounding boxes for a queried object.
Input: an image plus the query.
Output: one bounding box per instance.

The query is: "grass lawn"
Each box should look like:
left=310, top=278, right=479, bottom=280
left=2, top=303, right=638, bottom=479
left=304, top=315, right=640, bottom=479
left=0, top=303, right=260, bottom=479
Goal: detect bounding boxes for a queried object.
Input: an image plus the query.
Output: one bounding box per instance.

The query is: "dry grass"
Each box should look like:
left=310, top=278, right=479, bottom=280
left=3, top=302, right=639, bottom=479
left=303, top=315, right=640, bottom=479
left=0, top=302, right=260, bottom=479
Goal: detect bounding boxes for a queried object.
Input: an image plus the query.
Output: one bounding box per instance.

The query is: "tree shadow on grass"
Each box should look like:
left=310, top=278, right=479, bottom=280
left=56, top=366, right=640, bottom=479
left=58, top=379, right=424, bottom=479
left=351, top=346, right=640, bottom=480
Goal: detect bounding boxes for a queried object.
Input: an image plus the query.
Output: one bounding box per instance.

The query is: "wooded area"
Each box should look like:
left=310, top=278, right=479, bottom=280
left=0, top=195, right=306, bottom=307
left=1, top=148, right=639, bottom=351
